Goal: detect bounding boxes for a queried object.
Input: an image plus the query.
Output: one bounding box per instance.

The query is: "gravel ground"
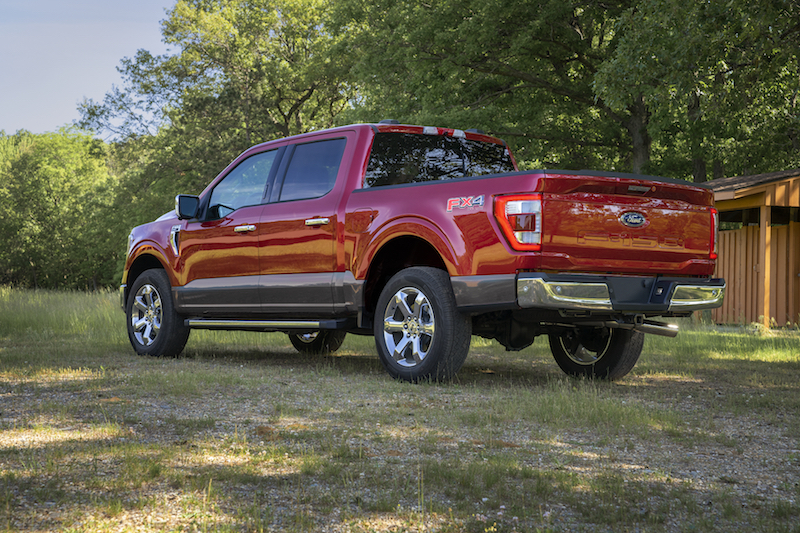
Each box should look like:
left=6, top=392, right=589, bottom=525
left=1, top=345, right=800, bottom=532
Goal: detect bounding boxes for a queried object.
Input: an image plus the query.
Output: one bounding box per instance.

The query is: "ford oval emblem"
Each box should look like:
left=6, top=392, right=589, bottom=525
left=620, top=211, right=647, bottom=228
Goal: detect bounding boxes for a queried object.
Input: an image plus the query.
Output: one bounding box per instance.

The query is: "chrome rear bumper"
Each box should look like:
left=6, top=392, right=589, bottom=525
left=517, top=274, right=725, bottom=313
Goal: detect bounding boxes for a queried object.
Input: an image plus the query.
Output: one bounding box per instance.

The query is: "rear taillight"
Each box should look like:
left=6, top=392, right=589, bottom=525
left=495, top=194, right=542, bottom=251
left=710, top=207, right=719, bottom=260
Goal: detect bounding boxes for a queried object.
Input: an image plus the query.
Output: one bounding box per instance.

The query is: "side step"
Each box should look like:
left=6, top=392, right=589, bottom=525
left=184, top=318, right=353, bottom=332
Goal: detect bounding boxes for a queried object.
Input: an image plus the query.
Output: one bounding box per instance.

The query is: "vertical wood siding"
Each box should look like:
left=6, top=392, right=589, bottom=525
left=713, top=221, right=800, bottom=325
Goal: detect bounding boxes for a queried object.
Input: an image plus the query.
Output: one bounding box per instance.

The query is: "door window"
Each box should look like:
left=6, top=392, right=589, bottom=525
left=208, top=149, right=278, bottom=218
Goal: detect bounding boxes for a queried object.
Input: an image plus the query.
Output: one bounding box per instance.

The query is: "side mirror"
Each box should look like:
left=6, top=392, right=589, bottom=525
left=175, top=195, right=200, bottom=220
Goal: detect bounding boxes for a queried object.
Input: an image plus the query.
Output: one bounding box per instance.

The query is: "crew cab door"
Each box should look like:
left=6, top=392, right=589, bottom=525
left=176, top=149, right=279, bottom=315
left=258, top=136, right=349, bottom=315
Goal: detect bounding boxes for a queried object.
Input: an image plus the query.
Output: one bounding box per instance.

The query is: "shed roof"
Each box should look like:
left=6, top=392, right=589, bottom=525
left=707, top=169, right=800, bottom=209
left=707, top=169, right=800, bottom=193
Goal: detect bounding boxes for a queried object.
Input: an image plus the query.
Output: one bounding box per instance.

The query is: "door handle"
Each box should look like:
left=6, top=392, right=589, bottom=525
left=234, top=224, right=257, bottom=233
left=305, top=217, right=330, bottom=226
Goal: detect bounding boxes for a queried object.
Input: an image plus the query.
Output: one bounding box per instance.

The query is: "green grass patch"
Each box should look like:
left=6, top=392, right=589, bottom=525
left=1, top=288, right=799, bottom=532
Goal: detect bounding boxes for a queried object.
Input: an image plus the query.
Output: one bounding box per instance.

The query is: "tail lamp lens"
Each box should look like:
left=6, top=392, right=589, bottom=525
left=495, top=194, right=542, bottom=251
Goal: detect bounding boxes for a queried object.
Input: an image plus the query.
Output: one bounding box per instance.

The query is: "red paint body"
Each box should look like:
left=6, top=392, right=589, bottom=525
left=122, top=124, right=718, bottom=314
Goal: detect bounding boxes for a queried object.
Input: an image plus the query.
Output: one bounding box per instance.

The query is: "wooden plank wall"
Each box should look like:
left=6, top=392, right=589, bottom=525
left=713, top=226, right=759, bottom=324
left=713, top=221, right=800, bottom=325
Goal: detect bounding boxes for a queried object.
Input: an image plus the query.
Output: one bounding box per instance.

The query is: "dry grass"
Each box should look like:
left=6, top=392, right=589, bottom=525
left=1, top=288, right=800, bottom=532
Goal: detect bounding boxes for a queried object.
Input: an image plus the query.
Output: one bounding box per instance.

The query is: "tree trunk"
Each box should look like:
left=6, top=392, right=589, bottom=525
left=688, top=92, right=706, bottom=183
left=712, top=159, right=724, bottom=180
left=627, top=94, right=651, bottom=174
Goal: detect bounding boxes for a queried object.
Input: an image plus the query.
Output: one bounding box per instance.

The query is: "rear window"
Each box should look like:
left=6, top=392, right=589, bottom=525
left=364, top=132, right=514, bottom=188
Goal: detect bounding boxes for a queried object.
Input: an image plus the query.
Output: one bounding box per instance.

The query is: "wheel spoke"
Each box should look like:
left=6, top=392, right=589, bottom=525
left=410, top=337, right=426, bottom=364
left=411, top=292, right=426, bottom=318
left=392, top=335, right=412, bottom=361
left=133, top=296, right=148, bottom=314
left=143, top=323, right=155, bottom=344
left=394, top=292, right=414, bottom=320
left=383, top=316, right=405, bottom=334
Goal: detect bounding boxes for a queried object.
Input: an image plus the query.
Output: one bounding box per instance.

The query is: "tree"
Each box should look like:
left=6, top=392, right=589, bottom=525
left=77, top=0, right=358, bottom=284
left=331, top=0, right=655, bottom=172
left=0, top=129, right=115, bottom=289
left=78, top=0, right=357, bottom=260
left=595, top=0, right=800, bottom=181
left=81, top=0, right=354, bottom=149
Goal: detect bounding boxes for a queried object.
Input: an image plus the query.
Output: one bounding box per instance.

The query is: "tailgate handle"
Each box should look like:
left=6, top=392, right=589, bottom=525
left=305, top=217, right=330, bottom=226
left=234, top=224, right=257, bottom=233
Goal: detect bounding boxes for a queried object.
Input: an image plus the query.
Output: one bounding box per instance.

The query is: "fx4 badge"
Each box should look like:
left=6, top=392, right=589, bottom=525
left=447, top=195, right=485, bottom=212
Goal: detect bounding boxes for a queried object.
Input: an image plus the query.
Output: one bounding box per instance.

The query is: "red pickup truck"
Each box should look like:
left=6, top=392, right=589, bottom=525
left=120, top=122, right=725, bottom=381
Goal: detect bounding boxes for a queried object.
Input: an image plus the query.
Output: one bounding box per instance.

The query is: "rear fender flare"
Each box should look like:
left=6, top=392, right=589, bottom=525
left=356, top=217, right=460, bottom=280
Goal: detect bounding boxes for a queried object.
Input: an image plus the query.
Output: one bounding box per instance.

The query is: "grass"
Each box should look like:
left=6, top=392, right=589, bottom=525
left=1, top=288, right=800, bottom=531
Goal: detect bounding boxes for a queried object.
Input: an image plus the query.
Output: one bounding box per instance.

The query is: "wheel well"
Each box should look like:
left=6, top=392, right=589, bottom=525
left=124, top=254, right=167, bottom=304
left=363, top=236, right=448, bottom=317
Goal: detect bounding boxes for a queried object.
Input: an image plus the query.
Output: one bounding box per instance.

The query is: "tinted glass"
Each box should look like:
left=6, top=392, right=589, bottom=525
left=209, top=150, right=277, bottom=215
left=364, top=133, right=514, bottom=188
left=279, top=138, right=347, bottom=201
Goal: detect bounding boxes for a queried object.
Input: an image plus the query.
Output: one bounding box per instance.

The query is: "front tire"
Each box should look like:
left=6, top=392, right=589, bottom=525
left=288, top=331, right=347, bottom=355
left=126, top=269, right=190, bottom=357
left=548, top=327, right=644, bottom=380
left=374, top=267, right=471, bottom=382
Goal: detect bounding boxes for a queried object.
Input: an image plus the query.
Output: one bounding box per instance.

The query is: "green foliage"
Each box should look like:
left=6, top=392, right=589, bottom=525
left=0, top=129, right=116, bottom=289
left=330, top=0, right=654, bottom=171
left=5, top=0, right=800, bottom=288
left=73, top=0, right=358, bottom=284
left=595, top=0, right=800, bottom=180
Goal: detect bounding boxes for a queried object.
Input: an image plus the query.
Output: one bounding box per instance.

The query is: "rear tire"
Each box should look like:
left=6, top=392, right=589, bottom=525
left=288, top=331, right=347, bottom=355
left=126, top=269, right=190, bottom=357
left=374, top=267, right=471, bottom=382
left=548, top=327, right=644, bottom=380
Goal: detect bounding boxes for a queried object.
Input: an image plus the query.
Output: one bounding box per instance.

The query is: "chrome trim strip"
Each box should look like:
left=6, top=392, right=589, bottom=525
left=186, top=319, right=321, bottom=330
left=668, top=283, right=726, bottom=311
left=517, top=278, right=613, bottom=310
left=169, top=225, right=181, bottom=256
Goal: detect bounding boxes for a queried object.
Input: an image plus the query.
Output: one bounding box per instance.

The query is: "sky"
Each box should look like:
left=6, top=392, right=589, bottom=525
left=0, top=0, right=173, bottom=135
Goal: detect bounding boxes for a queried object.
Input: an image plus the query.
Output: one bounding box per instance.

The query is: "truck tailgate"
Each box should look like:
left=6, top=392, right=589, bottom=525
left=538, top=173, right=716, bottom=276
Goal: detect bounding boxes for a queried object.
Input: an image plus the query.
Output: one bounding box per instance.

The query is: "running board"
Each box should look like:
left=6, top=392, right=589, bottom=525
left=184, top=318, right=352, bottom=332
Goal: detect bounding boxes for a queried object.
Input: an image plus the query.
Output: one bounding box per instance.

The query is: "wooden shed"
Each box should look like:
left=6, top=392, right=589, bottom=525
left=707, top=169, right=800, bottom=326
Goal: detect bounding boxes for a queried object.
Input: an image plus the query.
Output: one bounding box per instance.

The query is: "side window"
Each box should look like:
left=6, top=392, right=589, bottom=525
left=364, top=134, right=463, bottom=187
left=364, top=133, right=515, bottom=188
left=208, top=150, right=277, bottom=218
left=278, top=138, right=347, bottom=202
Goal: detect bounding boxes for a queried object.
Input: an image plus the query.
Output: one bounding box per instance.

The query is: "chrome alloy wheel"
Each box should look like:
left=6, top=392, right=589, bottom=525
left=131, top=283, right=163, bottom=347
left=296, top=332, right=319, bottom=343
left=381, top=286, right=436, bottom=368
left=557, top=328, right=613, bottom=365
